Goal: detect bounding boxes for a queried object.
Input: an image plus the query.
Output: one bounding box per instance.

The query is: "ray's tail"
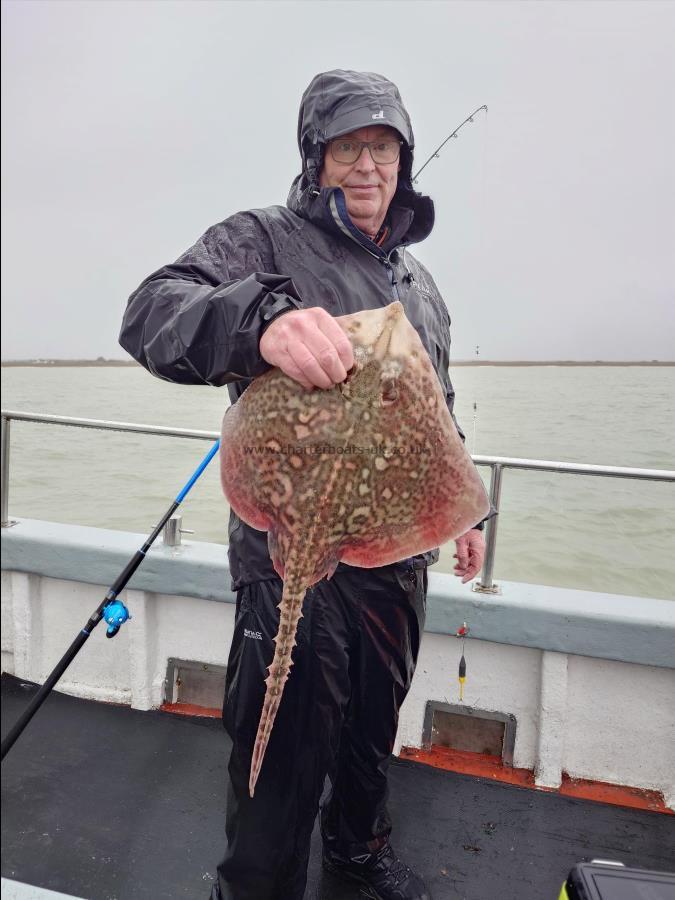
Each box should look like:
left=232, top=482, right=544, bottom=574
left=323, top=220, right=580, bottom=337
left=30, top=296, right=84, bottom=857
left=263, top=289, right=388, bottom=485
left=249, top=574, right=307, bottom=798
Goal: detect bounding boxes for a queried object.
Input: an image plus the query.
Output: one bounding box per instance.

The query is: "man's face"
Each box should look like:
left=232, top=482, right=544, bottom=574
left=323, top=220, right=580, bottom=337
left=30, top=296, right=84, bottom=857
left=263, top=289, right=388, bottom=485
left=319, top=125, right=401, bottom=238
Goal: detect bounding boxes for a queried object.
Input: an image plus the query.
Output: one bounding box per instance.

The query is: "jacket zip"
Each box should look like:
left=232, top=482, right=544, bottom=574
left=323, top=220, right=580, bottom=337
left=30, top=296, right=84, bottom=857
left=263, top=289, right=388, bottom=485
left=326, top=189, right=405, bottom=304
left=381, top=255, right=401, bottom=302
left=345, top=237, right=404, bottom=304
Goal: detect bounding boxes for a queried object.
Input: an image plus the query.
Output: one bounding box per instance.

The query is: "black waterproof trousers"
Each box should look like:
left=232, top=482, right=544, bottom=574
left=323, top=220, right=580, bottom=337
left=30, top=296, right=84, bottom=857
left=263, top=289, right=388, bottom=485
left=210, top=560, right=428, bottom=900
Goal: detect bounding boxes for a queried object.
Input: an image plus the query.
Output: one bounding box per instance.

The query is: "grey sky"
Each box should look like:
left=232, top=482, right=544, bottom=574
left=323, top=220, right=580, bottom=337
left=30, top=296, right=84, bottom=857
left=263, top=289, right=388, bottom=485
left=1, top=0, right=673, bottom=361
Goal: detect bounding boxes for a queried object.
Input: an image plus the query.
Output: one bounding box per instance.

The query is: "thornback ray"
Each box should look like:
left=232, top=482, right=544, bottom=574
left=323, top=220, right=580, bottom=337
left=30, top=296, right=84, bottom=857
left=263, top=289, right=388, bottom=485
left=219, top=301, right=490, bottom=797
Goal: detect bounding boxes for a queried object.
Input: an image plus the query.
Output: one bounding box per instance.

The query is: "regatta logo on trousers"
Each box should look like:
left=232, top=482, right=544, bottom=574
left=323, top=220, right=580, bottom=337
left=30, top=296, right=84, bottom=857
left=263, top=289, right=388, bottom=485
left=244, top=628, right=263, bottom=641
left=371, top=110, right=385, bottom=119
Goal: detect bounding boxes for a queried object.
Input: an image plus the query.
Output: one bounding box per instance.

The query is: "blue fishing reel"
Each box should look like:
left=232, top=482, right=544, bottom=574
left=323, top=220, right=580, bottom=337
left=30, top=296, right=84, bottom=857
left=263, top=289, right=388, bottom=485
left=102, top=600, right=131, bottom=638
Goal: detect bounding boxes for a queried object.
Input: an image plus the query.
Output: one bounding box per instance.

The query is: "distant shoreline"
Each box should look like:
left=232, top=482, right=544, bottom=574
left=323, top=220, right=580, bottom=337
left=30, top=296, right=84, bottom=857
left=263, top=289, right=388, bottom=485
left=1, top=359, right=673, bottom=368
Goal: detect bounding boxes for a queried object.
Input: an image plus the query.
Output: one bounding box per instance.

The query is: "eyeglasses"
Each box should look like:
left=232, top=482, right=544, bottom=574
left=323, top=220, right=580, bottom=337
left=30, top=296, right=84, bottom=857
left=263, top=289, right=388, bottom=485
left=328, top=138, right=403, bottom=165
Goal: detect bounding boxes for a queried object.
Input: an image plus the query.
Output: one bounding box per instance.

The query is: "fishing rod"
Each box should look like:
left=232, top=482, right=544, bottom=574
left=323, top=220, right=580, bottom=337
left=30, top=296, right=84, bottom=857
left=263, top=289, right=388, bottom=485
left=1, top=439, right=221, bottom=761
left=416, top=108, right=488, bottom=691
left=412, top=104, right=488, bottom=183
left=414, top=103, right=489, bottom=467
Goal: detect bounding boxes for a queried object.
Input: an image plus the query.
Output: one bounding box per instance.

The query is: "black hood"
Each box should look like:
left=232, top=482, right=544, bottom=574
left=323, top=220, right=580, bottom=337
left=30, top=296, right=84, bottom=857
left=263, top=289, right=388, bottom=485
left=287, top=69, right=434, bottom=247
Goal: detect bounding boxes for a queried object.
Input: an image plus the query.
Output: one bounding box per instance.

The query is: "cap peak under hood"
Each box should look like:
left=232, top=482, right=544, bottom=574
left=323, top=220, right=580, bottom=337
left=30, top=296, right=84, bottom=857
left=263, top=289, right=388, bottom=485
left=288, top=69, right=434, bottom=247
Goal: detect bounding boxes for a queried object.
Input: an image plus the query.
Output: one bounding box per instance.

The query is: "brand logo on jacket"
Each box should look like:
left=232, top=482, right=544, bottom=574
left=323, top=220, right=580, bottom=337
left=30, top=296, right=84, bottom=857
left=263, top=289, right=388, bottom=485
left=244, top=628, right=263, bottom=641
left=371, top=110, right=385, bottom=120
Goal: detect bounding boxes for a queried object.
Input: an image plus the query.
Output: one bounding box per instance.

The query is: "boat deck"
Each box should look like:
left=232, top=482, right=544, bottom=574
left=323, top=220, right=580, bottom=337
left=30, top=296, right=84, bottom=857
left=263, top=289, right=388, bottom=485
left=1, top=674, right=673, bottom=900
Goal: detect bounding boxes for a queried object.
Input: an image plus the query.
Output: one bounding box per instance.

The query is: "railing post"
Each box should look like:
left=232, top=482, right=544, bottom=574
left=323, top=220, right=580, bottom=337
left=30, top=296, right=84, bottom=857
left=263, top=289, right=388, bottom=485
left=474, top=463, right=503, bottom=594
left=1, top=415, right=10, bottom=527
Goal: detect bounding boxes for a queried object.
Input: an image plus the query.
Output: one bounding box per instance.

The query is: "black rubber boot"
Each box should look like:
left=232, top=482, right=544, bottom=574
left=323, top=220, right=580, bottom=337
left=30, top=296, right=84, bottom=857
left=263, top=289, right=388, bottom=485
left=322, top=841, right=432, bottom=900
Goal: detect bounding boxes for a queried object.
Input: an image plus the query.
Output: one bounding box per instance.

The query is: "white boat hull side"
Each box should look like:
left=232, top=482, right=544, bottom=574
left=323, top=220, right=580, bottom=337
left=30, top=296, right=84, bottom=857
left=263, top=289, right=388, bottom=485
left=2, top=518, right=674, bottom=809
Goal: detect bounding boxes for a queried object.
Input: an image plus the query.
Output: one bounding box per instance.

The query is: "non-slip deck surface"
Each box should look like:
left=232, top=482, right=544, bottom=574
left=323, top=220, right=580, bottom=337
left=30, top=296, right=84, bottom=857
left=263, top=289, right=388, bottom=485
left=2, top=674, right=673, bottom=900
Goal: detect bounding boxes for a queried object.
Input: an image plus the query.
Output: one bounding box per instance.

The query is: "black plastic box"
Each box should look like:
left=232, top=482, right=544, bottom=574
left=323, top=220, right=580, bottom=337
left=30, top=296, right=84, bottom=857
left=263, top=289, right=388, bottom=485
left=561, top=861, right=675, bottom=899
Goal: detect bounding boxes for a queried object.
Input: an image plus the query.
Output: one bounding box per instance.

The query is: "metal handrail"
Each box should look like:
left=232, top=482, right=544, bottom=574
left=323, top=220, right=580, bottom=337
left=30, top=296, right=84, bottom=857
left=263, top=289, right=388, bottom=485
left=471, top=454, right=671, bottom=482
left=2, top=410, right=674, bottom=592
left=1, top=410, right=218, bottom=441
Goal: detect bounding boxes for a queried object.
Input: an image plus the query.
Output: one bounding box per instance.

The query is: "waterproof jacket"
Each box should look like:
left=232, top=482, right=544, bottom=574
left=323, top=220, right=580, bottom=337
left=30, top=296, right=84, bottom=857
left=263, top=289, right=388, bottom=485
left=119, top=69, right=479, bottom=589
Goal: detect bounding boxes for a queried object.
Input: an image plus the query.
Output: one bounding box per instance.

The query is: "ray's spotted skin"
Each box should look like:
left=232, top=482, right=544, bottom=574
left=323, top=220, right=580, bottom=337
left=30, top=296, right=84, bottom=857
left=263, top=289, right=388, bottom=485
left=220, top=302, right=490, bottom=797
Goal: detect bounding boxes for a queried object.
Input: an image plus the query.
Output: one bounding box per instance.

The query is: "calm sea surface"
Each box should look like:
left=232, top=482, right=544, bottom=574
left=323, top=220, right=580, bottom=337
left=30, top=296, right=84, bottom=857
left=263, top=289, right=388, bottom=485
left=2, top=365, right=674, bottom=600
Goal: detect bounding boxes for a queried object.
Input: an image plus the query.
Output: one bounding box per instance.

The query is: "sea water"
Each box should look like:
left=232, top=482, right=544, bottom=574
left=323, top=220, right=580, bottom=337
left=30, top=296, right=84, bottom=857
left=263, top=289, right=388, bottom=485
left=2, top=364, right=674, bottom=600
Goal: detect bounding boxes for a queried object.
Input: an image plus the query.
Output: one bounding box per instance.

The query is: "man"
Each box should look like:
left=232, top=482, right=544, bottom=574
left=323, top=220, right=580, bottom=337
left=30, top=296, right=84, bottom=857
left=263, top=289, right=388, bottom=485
left=120, top=69, right=486, bottom=900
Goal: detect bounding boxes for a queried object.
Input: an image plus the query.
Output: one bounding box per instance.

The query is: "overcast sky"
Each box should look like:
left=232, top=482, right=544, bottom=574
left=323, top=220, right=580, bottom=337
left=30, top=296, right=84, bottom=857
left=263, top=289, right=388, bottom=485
left=1, top=0, right=673, bottom=361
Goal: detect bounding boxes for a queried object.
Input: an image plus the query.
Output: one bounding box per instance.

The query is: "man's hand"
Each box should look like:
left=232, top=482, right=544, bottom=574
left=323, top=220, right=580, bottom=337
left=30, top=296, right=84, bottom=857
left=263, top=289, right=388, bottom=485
left=453, top=528, right=486, bottom=584
left=260, top=308, right=354, bottom=390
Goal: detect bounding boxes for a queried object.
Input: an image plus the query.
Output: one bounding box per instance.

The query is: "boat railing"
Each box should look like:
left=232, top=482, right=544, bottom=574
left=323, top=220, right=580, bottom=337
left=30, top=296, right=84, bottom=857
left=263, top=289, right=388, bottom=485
left=2, top=409, right=674, bottom=594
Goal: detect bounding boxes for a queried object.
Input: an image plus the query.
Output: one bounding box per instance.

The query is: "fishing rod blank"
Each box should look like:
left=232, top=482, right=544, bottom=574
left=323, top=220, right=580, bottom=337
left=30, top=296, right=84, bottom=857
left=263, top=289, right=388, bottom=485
left=412, top=104, right=488, bottom=183
left=0, top=439, right=221, bottom=762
